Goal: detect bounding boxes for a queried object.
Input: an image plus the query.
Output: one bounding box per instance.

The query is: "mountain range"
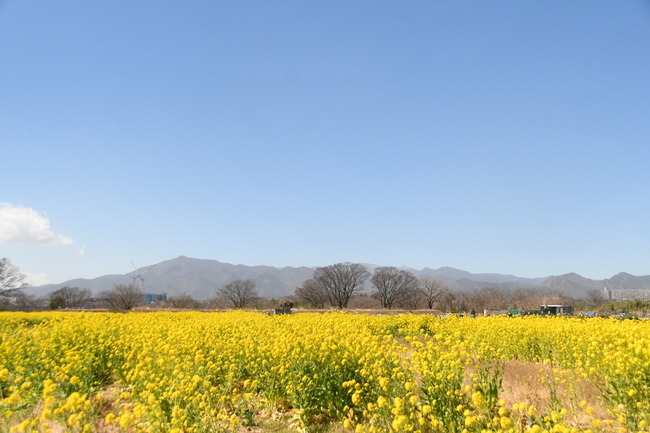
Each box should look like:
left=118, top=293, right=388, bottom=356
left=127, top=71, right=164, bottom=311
left=27, top=256, right=650, bottom=300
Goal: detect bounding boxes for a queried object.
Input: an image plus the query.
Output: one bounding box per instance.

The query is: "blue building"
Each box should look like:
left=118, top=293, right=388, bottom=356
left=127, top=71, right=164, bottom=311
left=145, top=293, right=167, bottom=304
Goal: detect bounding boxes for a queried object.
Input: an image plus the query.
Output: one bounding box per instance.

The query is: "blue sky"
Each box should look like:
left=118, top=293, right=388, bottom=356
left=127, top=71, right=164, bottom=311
left=2, top=1, right=650, bottom=286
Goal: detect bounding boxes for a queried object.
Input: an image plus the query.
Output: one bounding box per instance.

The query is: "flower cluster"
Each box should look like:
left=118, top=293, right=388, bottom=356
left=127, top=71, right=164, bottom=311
left=0, top=312, right=648, bottom=432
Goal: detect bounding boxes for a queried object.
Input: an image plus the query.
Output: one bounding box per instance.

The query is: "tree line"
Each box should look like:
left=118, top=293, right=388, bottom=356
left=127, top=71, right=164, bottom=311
left=0, top=258, right=623, bottom=313
left=292, top=262, right=548, bottom=312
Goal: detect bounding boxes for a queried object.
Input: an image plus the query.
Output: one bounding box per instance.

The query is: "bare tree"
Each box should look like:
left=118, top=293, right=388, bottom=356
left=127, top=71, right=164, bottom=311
left=437, top=290, right=458, bottom=312
left=48, top=286, right=91, bottom=310
left=203, top=296, right=230, bottom=310
left=310, top=263, right=370, bottom=309
left=0, top=291, right=41, bottom=311
left=277, top=297, right=295, bottom=309
left=473, top=287, right=508, bottom=311
left=396, top=287, right=427, bottom=310
left=455, top=292, right=472, bottom=313
left=247, top=296, right=271, bottom=309
left=584, top=289, right=607, bottom=308
left=348, top=294, right=382, bottom=310
left=166, top=293, right=201, bottom=310
left=102, top=284, right=144, bottom=311
left=218, top=279, right=258, bottom=308
left=421, top=278, right=450, bottom=310
left=0, top=258, right=26, bottom=297
left=507, top=287, right=543, bottom=310
left=371, top=267, right=419, bottom=309
left=295, top=279, right=328, bottom=308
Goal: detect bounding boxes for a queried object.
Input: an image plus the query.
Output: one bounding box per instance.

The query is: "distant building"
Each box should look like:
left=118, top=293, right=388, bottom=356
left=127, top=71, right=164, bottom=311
left=540, top=305, right=573, bottom=315
left=603, top=287, right=650, bottom=301
left=145, top=293, right=167, bottom=304
left=484, top=307, right=571, bottom=317
left=603, top=287, right=612, bottom=300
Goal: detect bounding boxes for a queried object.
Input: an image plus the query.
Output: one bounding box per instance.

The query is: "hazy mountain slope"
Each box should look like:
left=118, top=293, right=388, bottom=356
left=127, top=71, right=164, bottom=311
left=539, top=273, right=604, bottom=298
left=28, top=256, right=314, bottom=300
left=25, top=256, right=650, bottom=300
left=26, top=274, right=131, bottom=298
left=416, top=266, right=545, bottom=288
left=128, top=256, right=314, bottom=299
left=604, top=272, right=650, bottom=290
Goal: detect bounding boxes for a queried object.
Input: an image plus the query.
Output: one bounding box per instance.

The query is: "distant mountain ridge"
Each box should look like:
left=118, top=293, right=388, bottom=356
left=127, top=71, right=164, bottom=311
left=541, top=272, right=650, bottom=298
left=27, top=256, right=650, bottom=300
left=29, top=256, right=314, bottom=300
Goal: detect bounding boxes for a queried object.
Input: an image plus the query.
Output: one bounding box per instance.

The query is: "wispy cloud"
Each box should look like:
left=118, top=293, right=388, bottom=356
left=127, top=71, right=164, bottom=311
left=0, top=203, right=74, bottom=246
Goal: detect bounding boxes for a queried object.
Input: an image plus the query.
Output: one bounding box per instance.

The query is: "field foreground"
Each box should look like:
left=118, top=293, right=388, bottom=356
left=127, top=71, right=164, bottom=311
left=0, top=312, right=648, bottom=433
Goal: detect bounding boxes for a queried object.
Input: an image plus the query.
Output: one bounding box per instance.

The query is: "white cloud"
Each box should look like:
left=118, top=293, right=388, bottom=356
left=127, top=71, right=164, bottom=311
left=0, top=203, right=74, bottom=246
left=24, top=272, right=51, bottom=286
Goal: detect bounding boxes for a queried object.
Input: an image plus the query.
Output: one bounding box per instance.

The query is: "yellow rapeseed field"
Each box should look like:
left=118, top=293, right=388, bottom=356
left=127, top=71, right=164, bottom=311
left=0, top=311, right=648, bottom=433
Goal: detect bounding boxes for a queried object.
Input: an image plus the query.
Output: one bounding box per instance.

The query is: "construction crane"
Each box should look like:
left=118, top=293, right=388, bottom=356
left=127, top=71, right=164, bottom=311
left=130, top=261, right=157, bottom=292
